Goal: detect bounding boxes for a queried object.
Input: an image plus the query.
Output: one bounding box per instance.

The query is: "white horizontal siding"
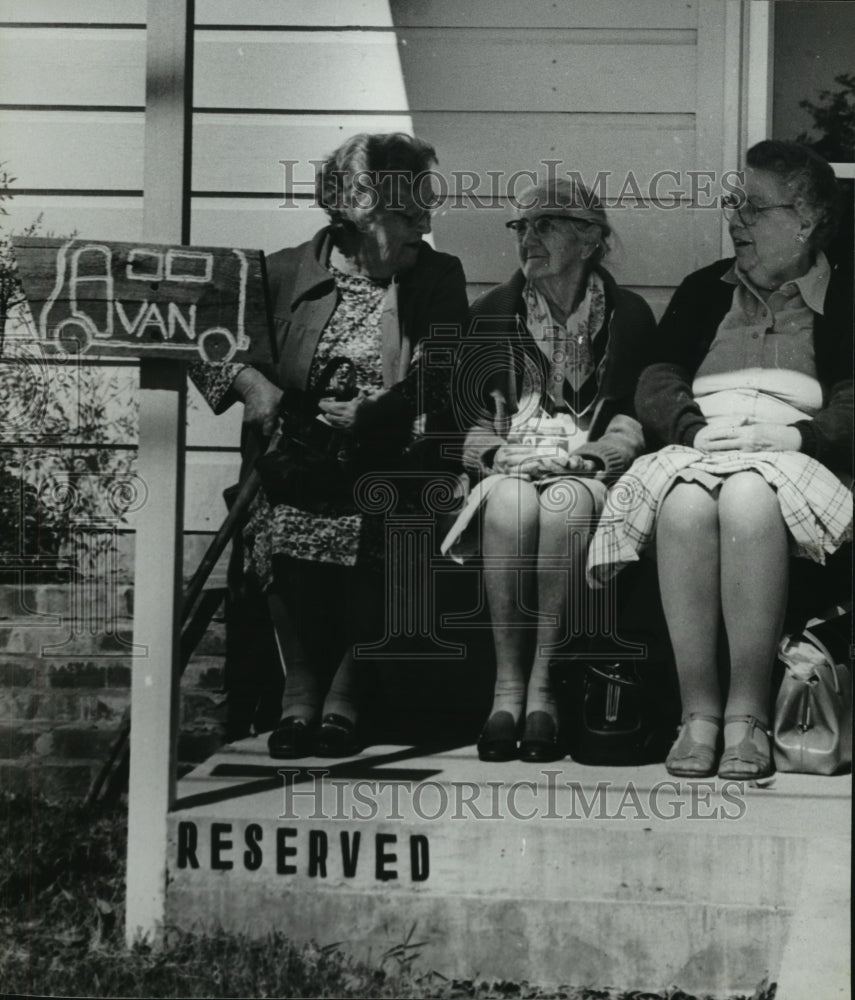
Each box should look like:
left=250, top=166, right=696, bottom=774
left=189, top=198, right=324, bottom=253
left=0, top=0, right=394, bottom=27
left=190, top=113, right=416, bottom=194
left=2, top=109, right=697, bottom=198
left=0, top=0, right=699, bottom=30
left=396, top=113, right=698, bottom=200
left=2, top=195, right=145, bottom=241
left=189, top=28, right=699, bottom=113
left=0, top=110, right=144, bottom=190
left=197, top=0, right=395, bottom=28
left=0, top=1, right=737, bottom=546
left=393, top=29, right=697, bottom=114
left=0, top=0, right=145, bottom=24
left=0, top=27, right=698, bottom=113
left=388, top=0, right=699, bottom=30
left=0, top=27, right=146, bottom=105
left=3, top=195, right=320, bottom=263
left=193, top=30, right=409, bottom=110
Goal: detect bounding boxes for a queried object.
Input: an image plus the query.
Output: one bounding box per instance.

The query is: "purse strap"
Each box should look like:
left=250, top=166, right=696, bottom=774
left=798, top=629, right=843, bottom=695
left=312, top=356, right=357, bottom=404
left=586, top=663, right=639, bottom=686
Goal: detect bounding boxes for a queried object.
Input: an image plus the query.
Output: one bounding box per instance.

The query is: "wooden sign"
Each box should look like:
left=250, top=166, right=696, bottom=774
left=12, top=237, right=268, bottom=363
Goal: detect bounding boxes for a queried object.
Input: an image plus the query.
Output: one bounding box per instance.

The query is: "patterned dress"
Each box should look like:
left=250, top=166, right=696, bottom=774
left=244, top=266, right=391, bottom=587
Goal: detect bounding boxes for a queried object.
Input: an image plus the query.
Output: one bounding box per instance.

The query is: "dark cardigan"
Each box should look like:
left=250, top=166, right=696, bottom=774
left=255, top=228, right=469, bottom=437
left=460, top=266, right=656, bottom=480
left=636, top=257, right=854, bottom=475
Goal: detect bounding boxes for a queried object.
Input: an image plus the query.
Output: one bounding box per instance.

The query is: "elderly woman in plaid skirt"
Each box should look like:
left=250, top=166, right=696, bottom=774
left=588, top=141, right=852, bottom=780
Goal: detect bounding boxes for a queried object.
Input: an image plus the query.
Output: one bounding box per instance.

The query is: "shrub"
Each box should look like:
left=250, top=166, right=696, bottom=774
left=0, top=166, right=139, bottom=575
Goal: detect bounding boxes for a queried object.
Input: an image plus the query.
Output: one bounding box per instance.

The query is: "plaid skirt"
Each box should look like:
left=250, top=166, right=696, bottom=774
left=586, top=446, right=853, bottom=586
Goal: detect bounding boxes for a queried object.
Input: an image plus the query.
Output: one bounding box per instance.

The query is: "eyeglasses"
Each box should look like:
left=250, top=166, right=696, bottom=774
left=721, top=194, right=796, bottom=227
left=505, top=215, right=594, bottom=238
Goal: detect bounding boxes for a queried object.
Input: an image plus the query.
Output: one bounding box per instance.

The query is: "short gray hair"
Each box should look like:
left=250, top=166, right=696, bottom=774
left=747, top=140, right=841, bottom=251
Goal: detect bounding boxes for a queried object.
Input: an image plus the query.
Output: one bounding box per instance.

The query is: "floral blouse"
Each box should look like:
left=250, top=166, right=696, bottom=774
left=244, top=267, right=392, bottom=585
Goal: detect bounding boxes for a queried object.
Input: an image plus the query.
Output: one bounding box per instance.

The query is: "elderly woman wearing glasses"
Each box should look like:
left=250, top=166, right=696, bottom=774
left=442, top=176, right=655, bottom=762
left=588, top=141, right=853, bottom=780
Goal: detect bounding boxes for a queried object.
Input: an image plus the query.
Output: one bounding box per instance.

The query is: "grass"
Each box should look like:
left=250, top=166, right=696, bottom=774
left=0, top=793, right=775, bottom=999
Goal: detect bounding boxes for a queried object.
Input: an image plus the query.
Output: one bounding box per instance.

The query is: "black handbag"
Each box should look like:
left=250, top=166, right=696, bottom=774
left=554, top=660, right=670, bottom=765
left=548, top=560, right=682, bottom=764
left=255, top=358, right=362, bottom=514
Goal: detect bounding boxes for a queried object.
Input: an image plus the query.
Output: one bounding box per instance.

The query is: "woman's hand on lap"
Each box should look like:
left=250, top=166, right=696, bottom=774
left=318, top=396, right=364, bottom=431
left=493, top=444, right=596, bottom=479
left=493, top=443, right=541, bottom=474
left=695, top=421, right=802, bottom=454
left=566, top=454, right=599, bottom=474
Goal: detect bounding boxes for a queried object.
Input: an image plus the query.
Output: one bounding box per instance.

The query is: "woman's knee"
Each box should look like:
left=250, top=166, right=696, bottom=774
left=658, top=482, right=718, bottom=540
left=539, top=478, right=597, bottom=523
left=718, top=473, right=783, bottom=532
left=483, top=478, right=539, bottom=539
left=537, top=480, right=597, bottom=549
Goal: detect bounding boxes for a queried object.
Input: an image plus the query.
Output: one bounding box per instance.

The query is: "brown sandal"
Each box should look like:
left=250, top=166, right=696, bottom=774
left=718, top=715, right=775, bottom=780
left=665, top=713, right=722, bottom=777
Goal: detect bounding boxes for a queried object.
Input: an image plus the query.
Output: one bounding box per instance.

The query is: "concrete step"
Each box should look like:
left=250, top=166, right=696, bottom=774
left=166, top=737, right=851, bottom=997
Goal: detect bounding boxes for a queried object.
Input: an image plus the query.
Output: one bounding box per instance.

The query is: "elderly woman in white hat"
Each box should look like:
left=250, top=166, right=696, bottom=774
left=443, top=176, right=656, bottom=762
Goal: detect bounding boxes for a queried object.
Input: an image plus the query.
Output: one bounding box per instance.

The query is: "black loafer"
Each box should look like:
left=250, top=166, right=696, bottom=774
left=519, top=711, right=565, bottom=763
left=315, top=713, right=361, bottom=757
left=267, top=716, right=315, bottom=759
left=477, top=710, right=518, bottom=762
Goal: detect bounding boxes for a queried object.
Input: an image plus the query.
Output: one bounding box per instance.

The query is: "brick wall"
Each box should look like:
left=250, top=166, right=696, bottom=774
left=0, top=577, right=228, bottom=800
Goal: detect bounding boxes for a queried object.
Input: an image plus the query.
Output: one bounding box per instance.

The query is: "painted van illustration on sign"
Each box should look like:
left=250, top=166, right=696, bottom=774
left=12, top=237, right=268, bottom=363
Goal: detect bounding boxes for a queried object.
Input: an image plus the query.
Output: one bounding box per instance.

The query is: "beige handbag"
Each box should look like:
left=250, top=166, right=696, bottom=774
left=773, top=620, right=852, bottom=775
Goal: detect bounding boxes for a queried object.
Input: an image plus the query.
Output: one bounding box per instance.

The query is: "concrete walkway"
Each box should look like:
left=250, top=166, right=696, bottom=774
left=167, top=737, right=851, bottom=997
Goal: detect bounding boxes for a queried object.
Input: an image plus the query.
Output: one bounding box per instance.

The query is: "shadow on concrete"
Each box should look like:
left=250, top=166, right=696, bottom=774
left=174, top=738, right=468, bottom=811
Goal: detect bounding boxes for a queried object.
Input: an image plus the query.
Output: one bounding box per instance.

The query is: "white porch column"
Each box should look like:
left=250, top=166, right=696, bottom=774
left=125, top=0, right=193, bottom=945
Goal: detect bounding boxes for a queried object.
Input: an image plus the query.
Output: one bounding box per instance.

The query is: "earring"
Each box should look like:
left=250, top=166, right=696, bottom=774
left=796, top=232, right=807, bottom=244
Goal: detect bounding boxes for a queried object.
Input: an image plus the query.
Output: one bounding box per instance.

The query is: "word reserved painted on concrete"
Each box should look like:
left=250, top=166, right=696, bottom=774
left=175, top=820, right=430, bottom=882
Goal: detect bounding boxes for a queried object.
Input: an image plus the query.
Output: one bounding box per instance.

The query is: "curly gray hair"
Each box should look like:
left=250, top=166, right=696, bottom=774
left=315, top=132, right=438, bottom=230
